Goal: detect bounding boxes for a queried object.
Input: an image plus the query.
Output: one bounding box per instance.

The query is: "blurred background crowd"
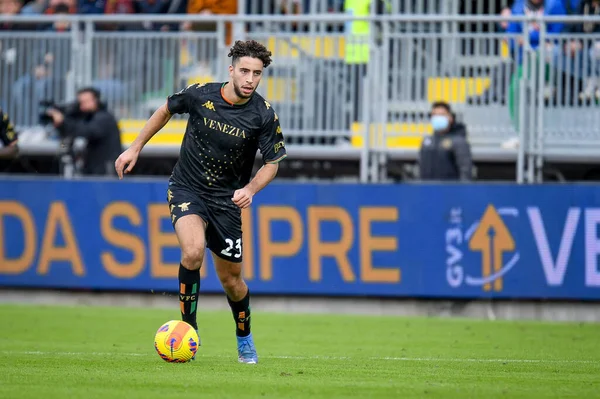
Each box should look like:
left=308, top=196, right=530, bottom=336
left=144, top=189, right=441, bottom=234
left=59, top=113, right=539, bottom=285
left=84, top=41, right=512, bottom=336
left=0, top=0, right=599, bottom=182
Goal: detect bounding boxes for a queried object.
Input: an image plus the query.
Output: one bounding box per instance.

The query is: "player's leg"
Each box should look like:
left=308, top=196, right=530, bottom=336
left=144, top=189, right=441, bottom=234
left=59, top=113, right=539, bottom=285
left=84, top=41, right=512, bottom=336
left=174, top=214, right=206, bottom=332
left=204, top=207, right=257, bottom=364
left=168, top=186, right=208, bottom=333
left=211, top=254, right=257, bottom=364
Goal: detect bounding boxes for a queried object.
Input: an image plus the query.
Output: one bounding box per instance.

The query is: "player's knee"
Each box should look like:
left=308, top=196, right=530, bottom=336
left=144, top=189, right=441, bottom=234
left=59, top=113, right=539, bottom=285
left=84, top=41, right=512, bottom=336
left=219, top=273, right=242, bottom=292
left=181, top=247, right=204, bottom=270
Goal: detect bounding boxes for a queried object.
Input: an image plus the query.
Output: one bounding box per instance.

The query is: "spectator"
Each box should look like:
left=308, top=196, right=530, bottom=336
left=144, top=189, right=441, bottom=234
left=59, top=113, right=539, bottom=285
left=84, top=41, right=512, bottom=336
left=78, top=0, right=105, bottom=14
left=506, top=0, right=567, bottom=128
left=246, top=0, right=303, bottom=32
left=565, top=0, right=583, bottom=13
left=506, top=0, right=567, bottom=62
left=103, top=0, right=140, bottom=31
left=46, top=3, right=71, bottom=31
left=42, top=0, right=76, bottom=29
left=568, top=0, right=600, bottom=99
left=137, top=0, right=172, bottom=31
left=160, top=0, right=188, bottom=31
left=1, top=0, right=25, bottom=110
left=44, top=0, right=76, bottom=14
left=21, top=0, right=48, bottom=14
left=183, top=0, right=237, bottom=45
left=343, top=0, right=389, bottom=125
left=498, top=0, right=576, bottom=32
left=165, top=0, right=187, bottom=14
left=498, top=1, right=523, bottom=32
left=45, top=87, right=122, bottom=176
left=11, top=43, right=71, bottom=126
left=418, top=102, right=473, bottom=182
left=104, top=0, right=134, bottom=14
left=0, top=0, right=25, bottom=30
left=0, top=107, right=18, bottom=162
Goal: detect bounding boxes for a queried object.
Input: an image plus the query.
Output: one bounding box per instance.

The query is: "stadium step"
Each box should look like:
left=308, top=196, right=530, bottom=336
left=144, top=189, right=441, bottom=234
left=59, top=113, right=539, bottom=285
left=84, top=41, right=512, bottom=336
left=350, top=122, right=432, bottom=149
left=427, top=77, right=491, bottom=104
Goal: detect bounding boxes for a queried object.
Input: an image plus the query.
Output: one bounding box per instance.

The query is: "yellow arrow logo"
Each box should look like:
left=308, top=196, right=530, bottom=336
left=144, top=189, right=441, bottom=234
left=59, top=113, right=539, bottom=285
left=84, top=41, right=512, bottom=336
left=469, top=205, right=515, bottom=292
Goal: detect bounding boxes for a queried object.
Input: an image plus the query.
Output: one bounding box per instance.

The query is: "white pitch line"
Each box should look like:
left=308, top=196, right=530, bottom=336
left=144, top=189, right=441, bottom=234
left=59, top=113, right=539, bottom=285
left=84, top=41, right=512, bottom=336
left=1, top=351, right=597, bottom=364
left=269, top=355, right=598, bottom=364
left=1, top=350, right=148, bottom=357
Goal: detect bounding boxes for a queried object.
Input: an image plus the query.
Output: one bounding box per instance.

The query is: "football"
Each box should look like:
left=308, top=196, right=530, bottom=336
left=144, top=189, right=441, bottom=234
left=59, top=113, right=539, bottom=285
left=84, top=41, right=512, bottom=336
left=154, top=320, right=199, bottom=363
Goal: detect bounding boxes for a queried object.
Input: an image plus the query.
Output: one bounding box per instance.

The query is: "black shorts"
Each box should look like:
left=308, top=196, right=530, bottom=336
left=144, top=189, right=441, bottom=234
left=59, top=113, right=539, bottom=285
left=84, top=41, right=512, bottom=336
left=167, top=184, right=243, bottom=263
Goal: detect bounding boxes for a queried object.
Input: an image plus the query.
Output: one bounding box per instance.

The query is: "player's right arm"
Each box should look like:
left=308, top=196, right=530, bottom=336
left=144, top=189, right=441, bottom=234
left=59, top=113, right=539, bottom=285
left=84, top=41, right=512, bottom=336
left=115, top=84, right=195, bottom=179
left=114, top=102, right=172, bottom=179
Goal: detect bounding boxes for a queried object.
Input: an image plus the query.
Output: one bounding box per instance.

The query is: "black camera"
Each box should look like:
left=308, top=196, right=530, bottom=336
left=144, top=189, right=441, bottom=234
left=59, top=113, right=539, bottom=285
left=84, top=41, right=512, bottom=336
left=38, top=100, right=79, bottom=125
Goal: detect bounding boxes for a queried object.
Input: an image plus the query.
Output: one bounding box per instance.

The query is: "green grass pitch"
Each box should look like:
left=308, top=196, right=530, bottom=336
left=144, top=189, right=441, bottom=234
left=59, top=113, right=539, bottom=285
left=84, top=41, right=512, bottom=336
left=1, top=303, right=599, bottom=398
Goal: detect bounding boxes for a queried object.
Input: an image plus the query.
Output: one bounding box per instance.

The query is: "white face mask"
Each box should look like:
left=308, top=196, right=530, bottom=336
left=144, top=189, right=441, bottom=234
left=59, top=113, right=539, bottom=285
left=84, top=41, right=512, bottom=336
left=431, top=115, right=450, bottom=132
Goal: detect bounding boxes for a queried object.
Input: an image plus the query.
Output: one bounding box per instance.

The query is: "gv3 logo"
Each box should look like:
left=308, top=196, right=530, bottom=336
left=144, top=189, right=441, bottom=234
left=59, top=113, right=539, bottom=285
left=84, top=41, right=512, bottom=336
left=446, top=204, right=520, bottom=292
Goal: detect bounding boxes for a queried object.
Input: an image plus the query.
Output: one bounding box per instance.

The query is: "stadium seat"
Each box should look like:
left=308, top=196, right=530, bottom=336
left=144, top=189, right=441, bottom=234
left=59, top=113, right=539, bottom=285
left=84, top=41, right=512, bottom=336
left=118, top=119, right=186, bottom=146
left=427, top=77, right=491, bottom=104
left=350, top=122, right=433, bottom=149
left=349, top=77, right=490, bottom=149
left=266, top=36, right=345, bottom=59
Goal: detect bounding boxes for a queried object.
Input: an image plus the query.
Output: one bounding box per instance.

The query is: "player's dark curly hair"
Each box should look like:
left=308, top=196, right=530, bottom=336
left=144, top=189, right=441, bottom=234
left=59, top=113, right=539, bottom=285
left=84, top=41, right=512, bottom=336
left=228, top=40, right=272, bottom=68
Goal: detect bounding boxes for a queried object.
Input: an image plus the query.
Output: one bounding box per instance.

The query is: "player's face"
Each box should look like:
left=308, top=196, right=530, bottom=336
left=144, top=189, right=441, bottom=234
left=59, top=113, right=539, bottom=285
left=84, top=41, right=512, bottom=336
left=229, top=57, right=264, bottom=99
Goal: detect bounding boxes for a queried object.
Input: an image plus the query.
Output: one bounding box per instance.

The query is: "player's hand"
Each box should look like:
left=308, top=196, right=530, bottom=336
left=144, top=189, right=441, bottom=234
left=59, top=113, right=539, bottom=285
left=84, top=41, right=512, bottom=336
left=232, top=188, right=253, bottom=209
left=114, top=147, right=140, bottom=180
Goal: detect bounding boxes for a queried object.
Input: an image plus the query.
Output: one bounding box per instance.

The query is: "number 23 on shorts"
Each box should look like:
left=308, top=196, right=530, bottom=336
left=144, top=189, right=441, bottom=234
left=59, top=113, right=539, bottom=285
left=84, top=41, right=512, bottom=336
left=221, top=238, right=242, bottom=259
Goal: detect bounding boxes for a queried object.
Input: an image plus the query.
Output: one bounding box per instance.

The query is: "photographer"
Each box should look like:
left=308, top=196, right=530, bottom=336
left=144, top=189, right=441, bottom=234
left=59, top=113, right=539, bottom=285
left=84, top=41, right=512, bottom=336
left=45, top=87, right=122, bottom=176
left=0, top=108, right=18, bottom=162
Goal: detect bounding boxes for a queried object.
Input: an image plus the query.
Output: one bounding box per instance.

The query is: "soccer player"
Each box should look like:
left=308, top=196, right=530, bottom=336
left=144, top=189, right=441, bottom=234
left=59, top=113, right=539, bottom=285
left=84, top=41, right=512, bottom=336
left=114, top=40, right=287, bottom=364
left=0, top=108, right=19, bottom=161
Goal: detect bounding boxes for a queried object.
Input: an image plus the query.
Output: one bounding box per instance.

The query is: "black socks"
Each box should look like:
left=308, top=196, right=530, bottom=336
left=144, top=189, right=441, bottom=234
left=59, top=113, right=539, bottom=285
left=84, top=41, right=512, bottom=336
left=178, top=264, right=200, bottom=330
left=227, top=290, right=251, bottom=337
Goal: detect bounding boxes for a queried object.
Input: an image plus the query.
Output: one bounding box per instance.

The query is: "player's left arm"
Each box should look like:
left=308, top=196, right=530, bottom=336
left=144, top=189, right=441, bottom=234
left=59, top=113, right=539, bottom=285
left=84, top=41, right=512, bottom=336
left=232, top=108, right=287, bottom=209
left=0, top=110, right=18, bottom=160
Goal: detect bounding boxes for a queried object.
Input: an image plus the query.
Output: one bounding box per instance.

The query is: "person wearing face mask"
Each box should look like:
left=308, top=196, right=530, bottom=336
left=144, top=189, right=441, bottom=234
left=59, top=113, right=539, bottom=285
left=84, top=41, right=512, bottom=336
left=418, top=102, right=473, bottom=182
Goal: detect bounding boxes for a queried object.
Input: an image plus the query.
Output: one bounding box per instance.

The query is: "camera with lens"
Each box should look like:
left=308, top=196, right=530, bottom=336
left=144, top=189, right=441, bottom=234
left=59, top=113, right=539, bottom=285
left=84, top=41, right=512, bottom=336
left=39, top=100, right=80, bottom=127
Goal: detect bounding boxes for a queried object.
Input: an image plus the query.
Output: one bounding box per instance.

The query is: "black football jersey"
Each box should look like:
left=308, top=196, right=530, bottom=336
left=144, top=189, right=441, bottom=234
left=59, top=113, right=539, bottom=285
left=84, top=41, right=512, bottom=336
left=167, top=82, right=287, bottom=207
left=0, top=109, right=17, bottom=148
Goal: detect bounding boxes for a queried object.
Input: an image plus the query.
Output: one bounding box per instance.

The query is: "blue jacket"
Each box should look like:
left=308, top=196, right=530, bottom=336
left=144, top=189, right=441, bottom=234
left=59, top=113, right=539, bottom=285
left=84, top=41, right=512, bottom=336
left=507, top=0, right=567, bottom=62
left=565, top=0, right=582, bottom=13
left=78, top=0, right=106, bottom=14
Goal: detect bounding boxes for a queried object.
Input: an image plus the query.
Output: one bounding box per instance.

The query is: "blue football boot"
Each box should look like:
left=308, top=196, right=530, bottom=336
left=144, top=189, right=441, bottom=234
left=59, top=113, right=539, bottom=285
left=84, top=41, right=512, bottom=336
left=237, top=333, right=258, bottom=364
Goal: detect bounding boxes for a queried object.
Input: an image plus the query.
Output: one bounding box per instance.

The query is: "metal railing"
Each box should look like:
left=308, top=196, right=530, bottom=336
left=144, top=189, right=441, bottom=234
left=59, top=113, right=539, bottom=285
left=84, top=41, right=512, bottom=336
left=1, top=14, right=599, bottom=182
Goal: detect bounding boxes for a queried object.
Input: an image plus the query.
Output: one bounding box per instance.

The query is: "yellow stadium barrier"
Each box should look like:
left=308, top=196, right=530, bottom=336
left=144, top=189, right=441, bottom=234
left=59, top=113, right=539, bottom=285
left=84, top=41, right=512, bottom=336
left=427, top=77, right=491, bottom=103
left=350, top=122, right=433, bottom=149
left=348, top=77, right=490, bottom=150
left=118, top=119, right=186, bottom=146
left=266, top=36, right=345, bottom=59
